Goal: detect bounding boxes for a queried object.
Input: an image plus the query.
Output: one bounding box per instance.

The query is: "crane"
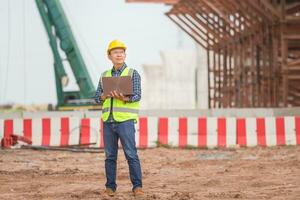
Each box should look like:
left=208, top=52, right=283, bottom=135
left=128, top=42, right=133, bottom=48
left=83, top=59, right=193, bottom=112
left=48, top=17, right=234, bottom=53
left=35, top=0, right=101, bottom=110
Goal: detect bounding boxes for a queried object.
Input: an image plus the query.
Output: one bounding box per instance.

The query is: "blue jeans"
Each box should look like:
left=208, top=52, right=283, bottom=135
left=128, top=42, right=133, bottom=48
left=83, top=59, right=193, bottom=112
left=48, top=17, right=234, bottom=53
left=103, top=119, right=142, bottom=191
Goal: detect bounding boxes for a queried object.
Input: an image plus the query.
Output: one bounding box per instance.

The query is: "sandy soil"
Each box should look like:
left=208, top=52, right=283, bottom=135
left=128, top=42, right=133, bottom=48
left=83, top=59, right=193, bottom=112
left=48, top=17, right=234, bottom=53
left=0, top=146, right=299, bottom=200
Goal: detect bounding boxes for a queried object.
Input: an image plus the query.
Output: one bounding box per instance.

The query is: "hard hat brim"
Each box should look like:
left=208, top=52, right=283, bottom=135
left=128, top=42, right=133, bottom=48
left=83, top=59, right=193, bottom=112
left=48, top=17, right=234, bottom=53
left=107, top=47, right=127, bottom=54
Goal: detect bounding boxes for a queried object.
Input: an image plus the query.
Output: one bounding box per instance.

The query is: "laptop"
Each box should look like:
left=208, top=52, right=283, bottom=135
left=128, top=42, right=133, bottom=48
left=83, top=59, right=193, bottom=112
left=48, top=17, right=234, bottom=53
left=102, top=76, right=133, bottom=96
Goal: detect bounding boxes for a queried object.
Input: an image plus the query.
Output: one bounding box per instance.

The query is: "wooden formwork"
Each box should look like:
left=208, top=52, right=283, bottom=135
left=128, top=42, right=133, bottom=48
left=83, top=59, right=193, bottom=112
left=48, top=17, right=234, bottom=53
left=127, top=0, right=300, bottom=108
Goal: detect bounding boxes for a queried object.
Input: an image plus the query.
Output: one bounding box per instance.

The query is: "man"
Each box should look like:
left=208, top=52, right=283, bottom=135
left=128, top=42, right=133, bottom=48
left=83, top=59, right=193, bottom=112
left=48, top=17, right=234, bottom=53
left=95, top=40, right=144, bottom=197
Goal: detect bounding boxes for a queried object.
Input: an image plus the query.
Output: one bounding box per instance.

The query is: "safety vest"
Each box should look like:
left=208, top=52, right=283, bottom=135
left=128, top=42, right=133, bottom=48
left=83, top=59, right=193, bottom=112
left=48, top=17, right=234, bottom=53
left=101, top=67, right=140, bottom=122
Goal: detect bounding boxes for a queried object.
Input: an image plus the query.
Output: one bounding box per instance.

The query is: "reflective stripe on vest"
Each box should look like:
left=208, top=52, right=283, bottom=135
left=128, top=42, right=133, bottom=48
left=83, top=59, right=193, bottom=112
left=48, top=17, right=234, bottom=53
left=102, top=107, right=139, bottom=114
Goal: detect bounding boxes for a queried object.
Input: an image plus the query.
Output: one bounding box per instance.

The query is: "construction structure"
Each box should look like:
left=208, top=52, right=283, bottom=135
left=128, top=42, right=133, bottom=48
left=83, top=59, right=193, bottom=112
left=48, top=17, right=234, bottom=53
left=35, top=0, right=100, bottom=110
left=127, top=0, right=300, bottom=108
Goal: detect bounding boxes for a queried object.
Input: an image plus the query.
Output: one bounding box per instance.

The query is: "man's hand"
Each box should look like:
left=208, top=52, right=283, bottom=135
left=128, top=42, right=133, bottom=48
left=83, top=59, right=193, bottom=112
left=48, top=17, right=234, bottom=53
left=110, top=90, right=130, bottom=102
left=100, top=94, right=111, bottom=101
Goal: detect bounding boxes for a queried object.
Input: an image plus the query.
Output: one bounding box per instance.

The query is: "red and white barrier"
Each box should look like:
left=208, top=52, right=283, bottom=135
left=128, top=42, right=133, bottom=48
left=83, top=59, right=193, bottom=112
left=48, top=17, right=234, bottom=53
left=0, top=117, right=101, bottom=147
left=136, top=117, right=159, bottom=148
left=155, top=117, right=237, bottom=148
left=236, top=117, right=300, bottom=147
left=1, top=116, right=300, bottom=148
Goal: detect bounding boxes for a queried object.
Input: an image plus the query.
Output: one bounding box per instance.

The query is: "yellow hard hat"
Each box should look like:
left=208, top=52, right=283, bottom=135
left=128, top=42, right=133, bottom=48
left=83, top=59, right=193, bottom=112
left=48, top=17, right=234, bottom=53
left=107, top=40, right=127, bottom=53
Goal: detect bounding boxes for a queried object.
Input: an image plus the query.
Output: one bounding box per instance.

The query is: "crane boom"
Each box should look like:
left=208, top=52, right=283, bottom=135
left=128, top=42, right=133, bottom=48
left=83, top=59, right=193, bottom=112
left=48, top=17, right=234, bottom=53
left=35, top=0, right=100, bottom=110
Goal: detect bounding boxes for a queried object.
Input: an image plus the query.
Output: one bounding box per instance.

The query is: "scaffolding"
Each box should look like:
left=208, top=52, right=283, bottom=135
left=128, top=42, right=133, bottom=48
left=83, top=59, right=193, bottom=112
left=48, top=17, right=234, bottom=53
left=127, top=0, right=300, bottom=108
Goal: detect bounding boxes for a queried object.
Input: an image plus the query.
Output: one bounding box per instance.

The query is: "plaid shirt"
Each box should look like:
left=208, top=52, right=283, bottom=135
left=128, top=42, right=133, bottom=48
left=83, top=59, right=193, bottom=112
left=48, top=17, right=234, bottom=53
left=94, top=63, right=141, bottom=122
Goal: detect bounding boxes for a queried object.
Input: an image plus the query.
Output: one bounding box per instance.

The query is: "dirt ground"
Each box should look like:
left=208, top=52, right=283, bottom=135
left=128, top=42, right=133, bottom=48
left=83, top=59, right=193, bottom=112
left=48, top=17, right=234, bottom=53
left=0, top=146, right=299, bottom=200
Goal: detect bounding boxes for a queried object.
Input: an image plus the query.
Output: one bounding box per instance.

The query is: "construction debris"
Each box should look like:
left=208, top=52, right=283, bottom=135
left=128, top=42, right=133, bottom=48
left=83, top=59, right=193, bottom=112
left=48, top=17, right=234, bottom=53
left=21, top=145, right=104, bottom=153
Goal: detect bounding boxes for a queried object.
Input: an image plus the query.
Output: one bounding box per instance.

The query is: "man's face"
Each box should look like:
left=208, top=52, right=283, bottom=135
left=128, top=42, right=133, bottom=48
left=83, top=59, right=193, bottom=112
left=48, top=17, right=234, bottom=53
left=108, top=48, right=126, bottom=65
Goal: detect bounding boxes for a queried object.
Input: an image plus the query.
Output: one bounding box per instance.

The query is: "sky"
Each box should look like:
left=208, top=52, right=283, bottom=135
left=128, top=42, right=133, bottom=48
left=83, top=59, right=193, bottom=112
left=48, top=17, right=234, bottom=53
left=0, top=0, right=195, bottom=105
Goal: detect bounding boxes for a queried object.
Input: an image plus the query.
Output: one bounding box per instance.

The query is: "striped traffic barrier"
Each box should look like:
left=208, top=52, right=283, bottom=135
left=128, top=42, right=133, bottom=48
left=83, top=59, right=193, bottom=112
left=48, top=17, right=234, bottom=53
left=0, top=116, right=299, bottom=149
